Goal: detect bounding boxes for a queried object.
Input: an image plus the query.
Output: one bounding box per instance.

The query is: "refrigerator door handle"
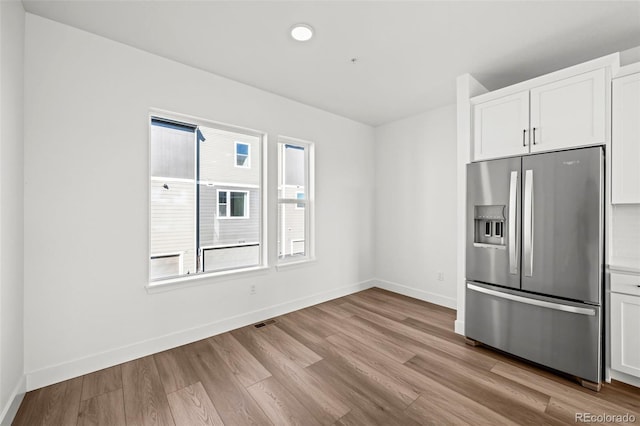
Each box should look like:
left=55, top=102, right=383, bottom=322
left=467, top=283, right=596, bottom=316
left=524, top=169, right=534, bottom=277
left=508, top=171, right=518, bottom=274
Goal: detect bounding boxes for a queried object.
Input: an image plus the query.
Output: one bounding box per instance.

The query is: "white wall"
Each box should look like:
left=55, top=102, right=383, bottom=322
left=373, top=105, right=457, bottom=308
left=454, top=74, right=488, bottom=335
left=0, top=0, right=26, bottom=423
left=620, top=45, right=640, bottom=66
left=24, top=14, right=375, bottom=390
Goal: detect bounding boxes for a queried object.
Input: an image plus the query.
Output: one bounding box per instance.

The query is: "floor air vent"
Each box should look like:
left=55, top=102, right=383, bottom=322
left=254, top=319, right=276, bottom=328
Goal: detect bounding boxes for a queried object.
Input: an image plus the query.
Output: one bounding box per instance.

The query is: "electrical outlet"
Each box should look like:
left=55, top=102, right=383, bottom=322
left=250, top=284, right=256, bottom=295
left=437, top=272, right=444, bottom=282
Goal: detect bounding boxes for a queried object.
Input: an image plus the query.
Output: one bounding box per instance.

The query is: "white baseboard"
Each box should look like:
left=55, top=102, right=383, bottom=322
left=0, top=375, right=26, bottom=426
left=26, top=279, right=375, bottom=391
left=454, top=320, right=465, bottom=336
left=372, top=278, right=457, bottom=310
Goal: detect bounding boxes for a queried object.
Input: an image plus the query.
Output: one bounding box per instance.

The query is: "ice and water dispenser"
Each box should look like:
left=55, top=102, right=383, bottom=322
left=473, top=205, right=505, bottom=247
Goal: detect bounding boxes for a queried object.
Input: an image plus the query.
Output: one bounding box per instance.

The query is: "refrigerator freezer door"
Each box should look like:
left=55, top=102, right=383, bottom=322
left=466, top=157, right=521, bottom=289
left=521, top=147, right=603, bottom=303
left=466, top=281, right=602, bottom=383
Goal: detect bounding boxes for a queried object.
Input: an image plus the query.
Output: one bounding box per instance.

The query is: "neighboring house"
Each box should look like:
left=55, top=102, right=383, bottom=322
left=150, top=119, right=261, bottom=279
left=279, top=144, right=306, bottom=259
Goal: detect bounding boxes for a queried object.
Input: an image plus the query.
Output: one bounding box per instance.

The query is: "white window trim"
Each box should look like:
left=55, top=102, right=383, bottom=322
left=277, top=136, right=315, bottom=266
left=148, top=108, right=267, bottom=287
left=235, top=141, right=251, bottom=169
left=146, top=265, right=270, bottom=293
left=217, top=189, right=250, bottom=219
left=275, top=258, right=317, bottom=271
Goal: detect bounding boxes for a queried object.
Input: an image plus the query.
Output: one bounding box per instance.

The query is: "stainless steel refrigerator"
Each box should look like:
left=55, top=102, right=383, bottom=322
left=465, top=146, right=604, bottom=388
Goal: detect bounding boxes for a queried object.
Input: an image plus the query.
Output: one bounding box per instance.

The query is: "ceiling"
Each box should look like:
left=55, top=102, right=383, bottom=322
left=22, top=1, right=640, bottom=126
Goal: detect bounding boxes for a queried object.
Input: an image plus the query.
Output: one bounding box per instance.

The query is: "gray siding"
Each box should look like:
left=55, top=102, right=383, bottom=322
left=284, top=145, right=305, bottom=186
left=199, top=126, right=260, bottom=185
left=150, top=122, right=195, bottom=179
left=199, top=185, right=260, bottom=247
left=150, top=179, right=196, bottom=276
left=279, top=185, right=305, bottom=258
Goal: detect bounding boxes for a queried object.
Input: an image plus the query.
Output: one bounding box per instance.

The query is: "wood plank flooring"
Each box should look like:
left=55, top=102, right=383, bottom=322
left=13, top=288, right=640, bottom=425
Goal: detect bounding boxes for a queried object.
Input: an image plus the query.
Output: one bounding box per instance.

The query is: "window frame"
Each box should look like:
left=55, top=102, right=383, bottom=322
left=277, top=136, right=315, bottom=267
left=235, top=141, right=251, bottom=168
left=147, top=109, right=268, bottom=288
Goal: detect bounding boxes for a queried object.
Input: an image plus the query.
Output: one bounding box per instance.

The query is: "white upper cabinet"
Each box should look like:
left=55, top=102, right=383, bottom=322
left=530, top=69, right=606, bottom=153
left=612, top=72, right=640, bottom=204
left=473, top=91, right=530, bottom=161
left=471, top=66, right=608, bottom=162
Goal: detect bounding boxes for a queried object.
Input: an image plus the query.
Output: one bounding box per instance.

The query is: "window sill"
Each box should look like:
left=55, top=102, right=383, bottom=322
left=275, top=257, right=317, bottom=271
left=146, top=265, right=270, bottom=294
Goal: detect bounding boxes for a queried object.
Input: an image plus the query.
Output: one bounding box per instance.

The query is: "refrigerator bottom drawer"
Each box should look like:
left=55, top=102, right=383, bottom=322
left=465, top=282, right=601, bottom=383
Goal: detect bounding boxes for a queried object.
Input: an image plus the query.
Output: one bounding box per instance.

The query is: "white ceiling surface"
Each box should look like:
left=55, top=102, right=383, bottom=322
left=22, top=1, right=640, bottom=126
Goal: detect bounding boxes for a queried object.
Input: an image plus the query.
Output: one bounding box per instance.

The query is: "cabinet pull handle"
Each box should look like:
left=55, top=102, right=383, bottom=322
left=467, top=283, right=596, bottom=316
left=508, top=171, right=518, bottom=274
left=532, top=127, right=537, bottom=145
left=523, top=169, right=534, bottom=277
left=522, top=129, right=527, bottom=147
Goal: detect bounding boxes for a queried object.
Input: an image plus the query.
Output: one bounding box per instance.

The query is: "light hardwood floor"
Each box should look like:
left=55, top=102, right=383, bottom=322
left=13, top=288, right=640, bottom=425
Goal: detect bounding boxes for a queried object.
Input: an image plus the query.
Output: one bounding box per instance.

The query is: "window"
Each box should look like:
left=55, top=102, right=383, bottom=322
left=235, top=142, right=250, bottom=168
left=149, top=113, right=264, bottom=282
left=277, top=137, right=314, bottom=264
left=217, top=190, right=249, bottom=218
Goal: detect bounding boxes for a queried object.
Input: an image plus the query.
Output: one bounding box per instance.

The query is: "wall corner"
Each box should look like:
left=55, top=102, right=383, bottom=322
left=455, top=74, right=488, bottom=334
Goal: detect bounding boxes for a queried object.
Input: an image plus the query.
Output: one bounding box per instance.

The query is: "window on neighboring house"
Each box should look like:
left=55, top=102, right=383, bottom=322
left=217, top=190, right=249, bottom=218
left=235, top=142, right=250, bottom=168
left=277, top=137, right=314, bottom=264
left=149, top=113, right=264, bottom=282
left=218, top=191, right=227, bottom=217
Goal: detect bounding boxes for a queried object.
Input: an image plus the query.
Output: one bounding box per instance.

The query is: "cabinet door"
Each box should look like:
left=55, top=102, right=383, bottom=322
left=530, top=69, right=606, bottom=153
left=473, top=91, right=529, bottom=161
left=611, top=292, right=640, bottom=378
left=612, top=72, right=640, bottom=204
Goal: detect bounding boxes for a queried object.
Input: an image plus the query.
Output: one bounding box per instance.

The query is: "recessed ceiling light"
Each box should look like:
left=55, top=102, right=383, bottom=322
left=290, top=24, right=314, bottom=42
